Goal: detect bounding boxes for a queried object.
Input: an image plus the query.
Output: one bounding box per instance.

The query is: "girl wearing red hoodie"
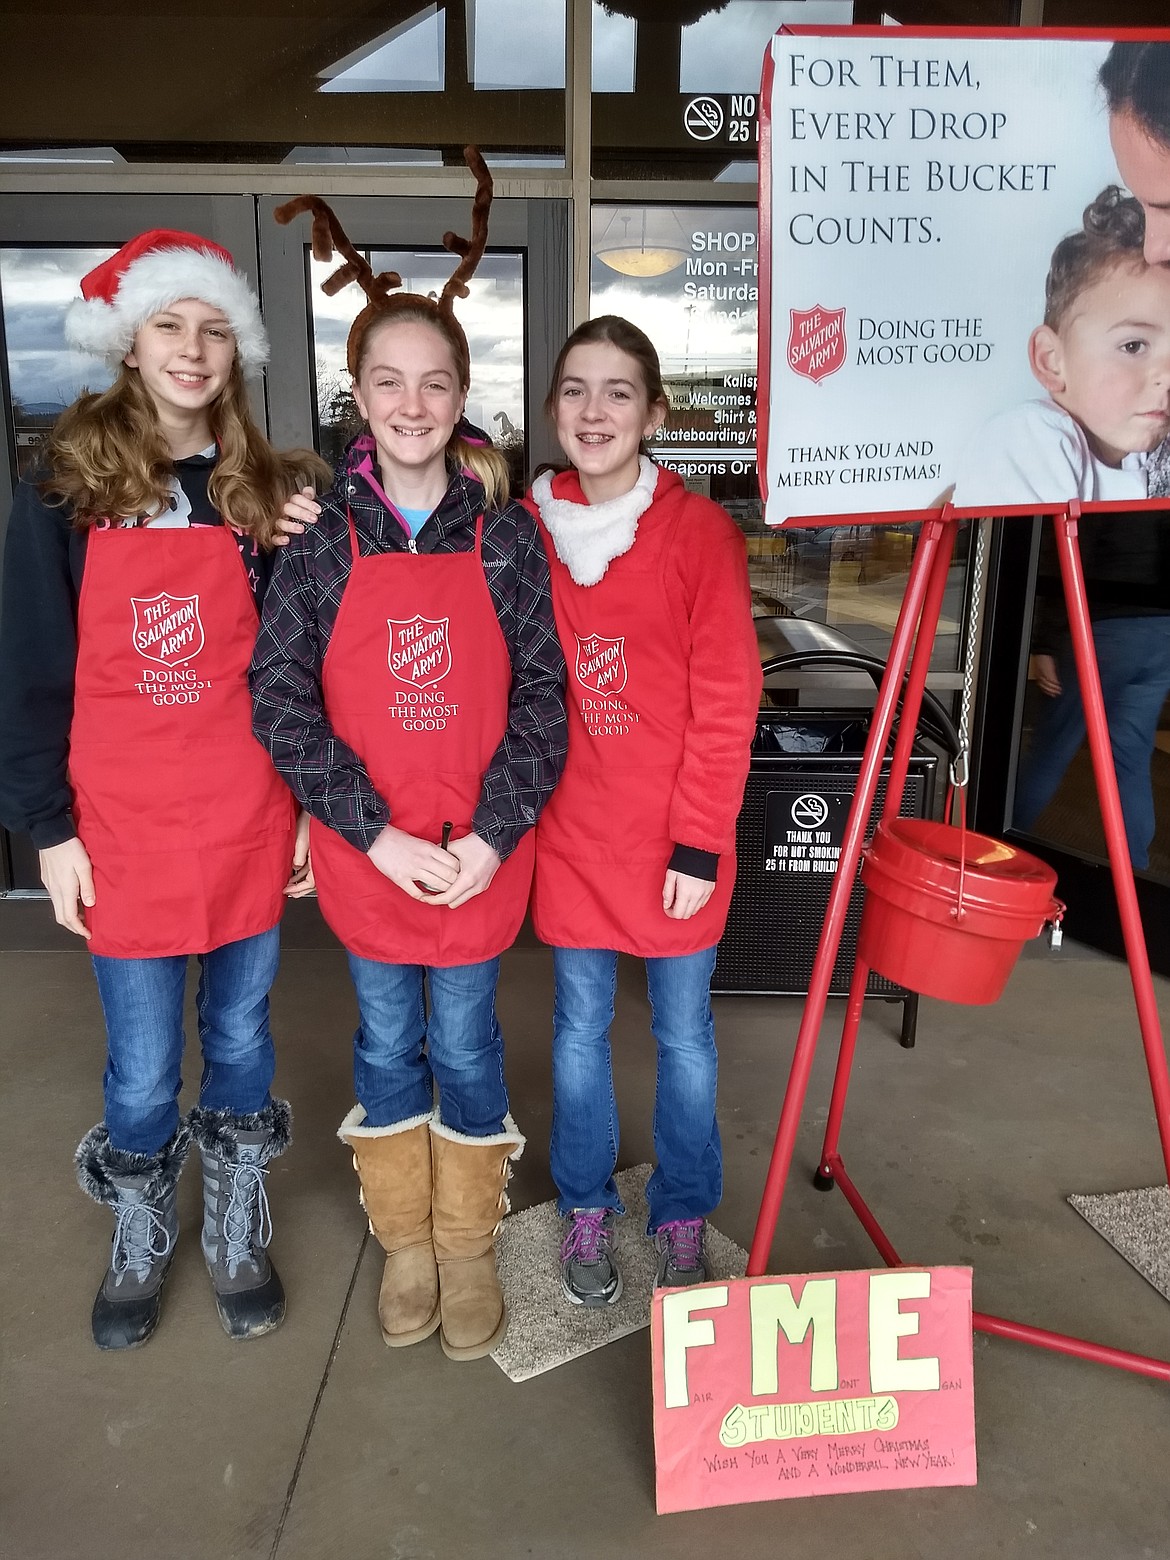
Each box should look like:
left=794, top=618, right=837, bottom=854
left=527, top=315, right=762, bottom=1308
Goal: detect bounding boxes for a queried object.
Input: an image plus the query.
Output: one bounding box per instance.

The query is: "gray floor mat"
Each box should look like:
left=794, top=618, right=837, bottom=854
left=491, top=1163, right=747, bottom=1382
left=1068, top=1184, right=1170, bottom=1304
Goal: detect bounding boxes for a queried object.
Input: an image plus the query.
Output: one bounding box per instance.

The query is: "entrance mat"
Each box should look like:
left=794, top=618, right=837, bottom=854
left=491, top=1163, right=747, bottom=1383
left=1068, top=1185, right=1170, bottom=1304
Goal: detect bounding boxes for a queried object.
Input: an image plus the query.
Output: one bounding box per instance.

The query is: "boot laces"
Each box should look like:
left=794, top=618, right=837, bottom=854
left=561, top=1210, right=610, bottom=1265
left=222, top=1160, right=272, bottom=1276
left=112, top=1198, right=173, bottom=1282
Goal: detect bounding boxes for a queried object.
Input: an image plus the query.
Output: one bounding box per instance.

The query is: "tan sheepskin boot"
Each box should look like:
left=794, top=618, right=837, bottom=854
left=429, top=1116, right=524, bottom=1361
left=338, top=1107, right=440, bottom=1348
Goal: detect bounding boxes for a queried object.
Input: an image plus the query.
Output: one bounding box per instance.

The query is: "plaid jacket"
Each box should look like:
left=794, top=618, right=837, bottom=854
left=249, top=443, right=567, bottom=859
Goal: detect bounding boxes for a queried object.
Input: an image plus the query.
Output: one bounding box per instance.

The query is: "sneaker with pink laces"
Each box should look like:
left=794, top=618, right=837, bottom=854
left=560, top=1208, right=623, bottom=1307
left=653, top=1219, right=709, bottom=1288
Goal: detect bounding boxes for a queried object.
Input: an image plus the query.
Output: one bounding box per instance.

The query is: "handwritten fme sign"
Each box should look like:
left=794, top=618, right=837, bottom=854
left=651, top=1267, right=975, bottom=1513
left=758, top=28, right=1170, bottom=524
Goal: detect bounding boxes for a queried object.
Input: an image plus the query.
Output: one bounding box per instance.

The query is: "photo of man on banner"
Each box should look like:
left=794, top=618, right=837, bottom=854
left=953, top=46, right=1170, bottom=509
left=1100, top=41, right=1170, bottom=497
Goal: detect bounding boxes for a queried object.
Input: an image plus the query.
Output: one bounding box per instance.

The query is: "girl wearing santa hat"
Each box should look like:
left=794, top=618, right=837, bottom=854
left=0, top=230, right=329, bottom=1350
left=253, top=156, right=567, bottom=1361
left=527, top=315, right=761, bottom=1309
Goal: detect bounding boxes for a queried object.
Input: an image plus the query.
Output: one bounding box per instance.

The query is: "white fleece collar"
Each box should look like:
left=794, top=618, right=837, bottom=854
left=532, top=457, right=659, bottom=586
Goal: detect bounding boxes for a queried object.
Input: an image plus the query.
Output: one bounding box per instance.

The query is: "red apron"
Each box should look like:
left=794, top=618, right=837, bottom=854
left=69, top=525, right=294, bottom=958
left=532, top=506, right=736, bottom=958
left=309, top=510, right=534, bottom=967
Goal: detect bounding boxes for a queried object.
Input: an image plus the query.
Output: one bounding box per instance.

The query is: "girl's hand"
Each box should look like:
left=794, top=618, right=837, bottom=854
left=274, top=487, right=322, bottom=546
left=424, top=832, right=501, bottom=909
left=284, top=811, right=315, bottom=897
left=368, top=824, right=460, bottom=900
left=1031, top=653, right=1061, bottom=698
left=39, top=838, right=96, bottom=939
left=662, top=868, right=715, bottom=921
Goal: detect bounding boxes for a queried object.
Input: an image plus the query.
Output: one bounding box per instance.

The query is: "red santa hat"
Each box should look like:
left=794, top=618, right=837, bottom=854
left=65, top=229, right=269, bottom=375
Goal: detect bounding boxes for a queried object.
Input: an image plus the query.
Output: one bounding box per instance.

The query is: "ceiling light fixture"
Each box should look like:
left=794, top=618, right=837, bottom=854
left=593, top=206, right=689, bottom=278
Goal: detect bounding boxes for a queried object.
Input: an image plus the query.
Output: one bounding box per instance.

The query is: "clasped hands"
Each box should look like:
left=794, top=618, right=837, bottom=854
left=367, top=824, right=500, bottom=909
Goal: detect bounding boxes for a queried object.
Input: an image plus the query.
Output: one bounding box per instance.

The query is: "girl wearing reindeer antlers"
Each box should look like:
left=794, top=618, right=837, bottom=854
left=252, top=149, right=567, bottom=1360
left=0, top=231, right=330, bottom=1351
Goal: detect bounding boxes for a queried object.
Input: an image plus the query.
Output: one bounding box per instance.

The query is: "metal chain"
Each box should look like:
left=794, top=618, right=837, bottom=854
left=951, top=518, right=987, bottom=791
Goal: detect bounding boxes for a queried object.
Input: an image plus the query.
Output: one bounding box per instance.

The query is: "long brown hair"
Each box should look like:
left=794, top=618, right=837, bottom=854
left=40, top=359, right=329, bottom=546
left=545, top=315, right=669, bottom=445
left=352, top=306, right=511, bottom=511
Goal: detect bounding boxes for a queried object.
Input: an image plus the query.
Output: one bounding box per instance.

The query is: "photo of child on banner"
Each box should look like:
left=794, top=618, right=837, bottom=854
left=951, top=186, right=1170, bottom=507
left=759, top=32, right=1170, bottom=524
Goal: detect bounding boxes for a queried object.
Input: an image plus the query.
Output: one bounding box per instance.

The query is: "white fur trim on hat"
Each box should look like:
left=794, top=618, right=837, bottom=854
left=65, top=246, right=269, bottom=375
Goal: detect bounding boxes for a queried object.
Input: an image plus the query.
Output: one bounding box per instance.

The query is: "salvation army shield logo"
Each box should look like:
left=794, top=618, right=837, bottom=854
left=388, top=616, right=452, bottom=689
left=131, top=592, right=205, bottom=667
left=788, top=305, right=846, bottom=384
left=575, top=632, right=628, bottom=695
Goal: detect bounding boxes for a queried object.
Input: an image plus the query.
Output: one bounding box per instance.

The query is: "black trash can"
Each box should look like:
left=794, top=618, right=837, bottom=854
left=714, top=652, right=950, bottom=1046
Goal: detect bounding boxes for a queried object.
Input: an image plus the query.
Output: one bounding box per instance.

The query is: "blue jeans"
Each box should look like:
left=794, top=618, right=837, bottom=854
left=346, top=954, right=508, bottom=1136
left=1014, top=616, right=1170, bottom=871
left=549, top=945, right=722, bottom=1230
left=92, top=926, right=280, bottom=1156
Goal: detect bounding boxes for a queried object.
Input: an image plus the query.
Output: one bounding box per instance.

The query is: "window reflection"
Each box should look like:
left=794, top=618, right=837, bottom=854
left=317, top=0, right=570, bottom=97
left=592, top=2, right=636, bottom=95
left=470, top=0, right=566, bottom=90
left=592, top=2, right=856, bottom=180
left=680, top=2, right=853, bottom=94
left=0, top=4, right=567, bottom=158
left=0, top=247, right=116, bottom=480
left=284, top=147, right=445, bottom=167
left=715, top=160, right=760, bottom=183
left=0, top=149, right=124, bottom=165
left=319, top=7, right=446, bottom=95
left=306, top=247, right=526, bottom=485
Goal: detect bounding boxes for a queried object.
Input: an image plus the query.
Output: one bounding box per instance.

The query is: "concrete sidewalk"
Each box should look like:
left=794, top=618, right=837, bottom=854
left=2, top=923, right=1168, bottom=1560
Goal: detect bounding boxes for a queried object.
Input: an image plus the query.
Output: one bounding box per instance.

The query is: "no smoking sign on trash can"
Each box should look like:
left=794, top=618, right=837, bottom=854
left=764, top=789, right=850, bottom=874
left=712, top=710, right=938, bottom=1003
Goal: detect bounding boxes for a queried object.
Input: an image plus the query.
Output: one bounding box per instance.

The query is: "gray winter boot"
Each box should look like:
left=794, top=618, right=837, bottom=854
left=75, top=1121, right=191, bottom=1351
left=187, top=1099, right=291, bottom=1340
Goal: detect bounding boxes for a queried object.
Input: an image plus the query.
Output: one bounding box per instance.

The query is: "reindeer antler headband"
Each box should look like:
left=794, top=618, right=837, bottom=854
left=275, top=146, right=493, bottom=379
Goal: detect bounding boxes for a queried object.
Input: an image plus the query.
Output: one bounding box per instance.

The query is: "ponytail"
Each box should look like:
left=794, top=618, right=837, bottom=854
left=450, top=435, right=510, bottom=511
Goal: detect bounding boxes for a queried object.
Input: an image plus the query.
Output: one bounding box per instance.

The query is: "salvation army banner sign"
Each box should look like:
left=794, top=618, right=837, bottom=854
left=651, top=1267, right=975, bottom=1514
left=758, top=29, right=1170, bottom=524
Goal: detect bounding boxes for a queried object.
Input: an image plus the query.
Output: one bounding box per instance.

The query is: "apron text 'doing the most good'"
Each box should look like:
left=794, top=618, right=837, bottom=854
left=309, top=510, right=534, bottom=966
left=68, top=525, right=294, bottom=958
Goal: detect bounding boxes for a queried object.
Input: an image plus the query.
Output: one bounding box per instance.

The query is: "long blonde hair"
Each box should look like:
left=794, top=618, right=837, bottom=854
left=353, top=305, right=511, bottom=511
left=41, top=360, right=329, bottom=546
